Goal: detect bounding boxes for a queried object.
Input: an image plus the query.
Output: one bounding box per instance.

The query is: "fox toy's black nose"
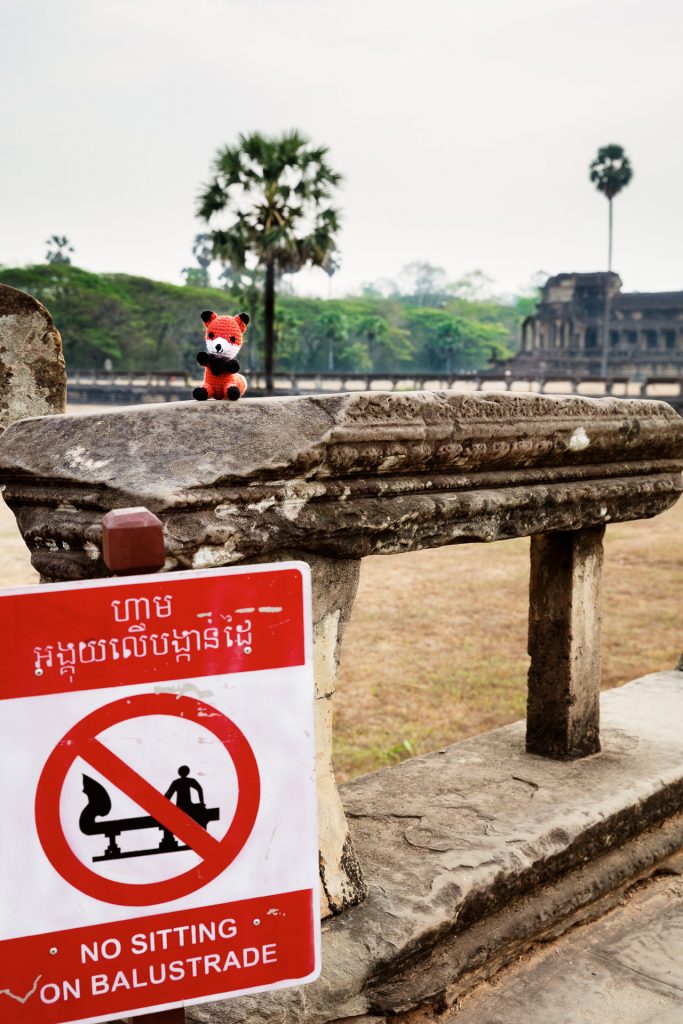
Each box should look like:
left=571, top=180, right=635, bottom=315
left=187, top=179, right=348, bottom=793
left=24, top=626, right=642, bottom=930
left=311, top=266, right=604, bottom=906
left=214, top=342, right=222, bottom=352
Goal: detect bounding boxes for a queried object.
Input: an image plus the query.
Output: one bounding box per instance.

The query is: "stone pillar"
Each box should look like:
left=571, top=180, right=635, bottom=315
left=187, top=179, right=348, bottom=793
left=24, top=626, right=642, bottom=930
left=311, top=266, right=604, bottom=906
left=305, top=554, right=367, bottom=917
left=526, top=526, right=605, bottom=759
left=0, top=284, right=66, bottom=431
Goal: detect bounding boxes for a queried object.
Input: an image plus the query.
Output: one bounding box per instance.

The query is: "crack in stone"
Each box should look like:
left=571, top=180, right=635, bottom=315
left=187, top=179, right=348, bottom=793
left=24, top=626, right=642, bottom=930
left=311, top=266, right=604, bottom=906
left=512, top=775, right=540, bottom=792
left=590, top=950, right=683, bottom=996
left=345, top=811, right=423, bottom=821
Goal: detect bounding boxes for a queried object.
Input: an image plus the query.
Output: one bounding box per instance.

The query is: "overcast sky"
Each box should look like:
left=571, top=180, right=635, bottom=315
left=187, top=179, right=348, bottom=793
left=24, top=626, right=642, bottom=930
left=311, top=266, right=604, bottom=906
left=2, top=0, right=682, bottom=298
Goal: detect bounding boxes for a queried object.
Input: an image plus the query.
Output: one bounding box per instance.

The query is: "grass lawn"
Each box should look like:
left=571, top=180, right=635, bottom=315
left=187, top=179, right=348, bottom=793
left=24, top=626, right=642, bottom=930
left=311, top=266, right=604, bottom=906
left=333, top=498, right=683, bottom=780
left=1, top=477, right=680, bottom=783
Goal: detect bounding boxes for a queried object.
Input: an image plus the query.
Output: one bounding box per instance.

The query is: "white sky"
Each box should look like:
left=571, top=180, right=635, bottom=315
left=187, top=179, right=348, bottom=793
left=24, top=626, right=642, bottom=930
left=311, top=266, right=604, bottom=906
left=2, top=0, right=682, bottom=298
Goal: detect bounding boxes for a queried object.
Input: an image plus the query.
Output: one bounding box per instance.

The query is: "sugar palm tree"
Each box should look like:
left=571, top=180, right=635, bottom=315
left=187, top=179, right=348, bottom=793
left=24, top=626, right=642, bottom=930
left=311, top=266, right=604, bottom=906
left=197, top=130, right=342, bottom=393
left=45, top=235, right=74, bottom=265
left=589, top=144, right=633, bottom=375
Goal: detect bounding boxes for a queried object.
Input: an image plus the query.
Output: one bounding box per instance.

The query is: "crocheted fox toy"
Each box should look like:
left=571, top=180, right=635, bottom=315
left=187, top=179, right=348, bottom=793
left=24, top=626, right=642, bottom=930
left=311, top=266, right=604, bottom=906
left=193, top=310, right=249, bottom=401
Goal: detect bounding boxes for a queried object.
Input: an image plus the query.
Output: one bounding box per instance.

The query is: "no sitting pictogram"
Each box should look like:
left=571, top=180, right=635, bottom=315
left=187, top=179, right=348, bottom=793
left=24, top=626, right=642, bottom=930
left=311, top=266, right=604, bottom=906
left=35, top=693, right=261, bottom=907
left=1, top=564, right=318, bottom=1022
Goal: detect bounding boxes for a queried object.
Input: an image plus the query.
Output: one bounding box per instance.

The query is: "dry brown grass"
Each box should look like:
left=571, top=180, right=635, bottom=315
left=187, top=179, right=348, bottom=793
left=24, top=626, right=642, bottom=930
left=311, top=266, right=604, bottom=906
left=333, top=500, right=683, bottom=781
left=1, top=460, right=680, bottom=784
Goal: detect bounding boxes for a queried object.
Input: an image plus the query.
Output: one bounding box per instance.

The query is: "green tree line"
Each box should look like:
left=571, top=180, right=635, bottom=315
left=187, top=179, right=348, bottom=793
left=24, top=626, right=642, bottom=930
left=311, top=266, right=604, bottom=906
left=0, top=263, right=534, bottom=374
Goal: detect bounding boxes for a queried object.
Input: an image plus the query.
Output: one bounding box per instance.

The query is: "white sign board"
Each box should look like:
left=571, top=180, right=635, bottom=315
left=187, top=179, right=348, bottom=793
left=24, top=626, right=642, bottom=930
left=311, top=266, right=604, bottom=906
left=0, top=563, right=319, bottom=1023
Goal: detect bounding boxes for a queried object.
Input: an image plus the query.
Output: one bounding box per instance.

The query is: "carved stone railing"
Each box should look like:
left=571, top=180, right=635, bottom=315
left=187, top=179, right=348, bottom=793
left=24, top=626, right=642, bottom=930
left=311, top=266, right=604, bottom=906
left=0, top=392, right=682, bottom=917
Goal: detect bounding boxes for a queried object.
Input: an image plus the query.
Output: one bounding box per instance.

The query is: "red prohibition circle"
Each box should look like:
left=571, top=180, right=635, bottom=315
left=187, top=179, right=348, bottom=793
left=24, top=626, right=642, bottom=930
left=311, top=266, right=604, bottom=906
left=35, top=693, right=260, bottom=906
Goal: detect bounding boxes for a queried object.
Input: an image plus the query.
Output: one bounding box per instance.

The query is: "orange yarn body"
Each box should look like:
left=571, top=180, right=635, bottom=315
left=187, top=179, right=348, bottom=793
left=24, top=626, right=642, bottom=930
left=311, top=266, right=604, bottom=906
left=202, top=366, right=247, bottom=399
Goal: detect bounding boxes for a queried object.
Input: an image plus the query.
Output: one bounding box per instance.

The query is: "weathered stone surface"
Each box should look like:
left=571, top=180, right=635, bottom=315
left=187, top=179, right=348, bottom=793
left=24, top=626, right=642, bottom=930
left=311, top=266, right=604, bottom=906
left=305, top=554, right=366, bottom=917
left=440, top=872, right=683, bottom=1024
left=0, top=392, right=681, bottom=581
left=0, top=283, right=66, bottom=430
left=527, top=525, right=605, bottom=759
left=183, top=672, right=683, bottom=1023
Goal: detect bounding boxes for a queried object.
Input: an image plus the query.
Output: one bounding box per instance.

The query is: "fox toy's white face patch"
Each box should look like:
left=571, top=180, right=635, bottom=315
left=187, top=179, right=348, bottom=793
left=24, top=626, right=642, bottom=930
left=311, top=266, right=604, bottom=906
left=206, top=338, right=241, bottom=358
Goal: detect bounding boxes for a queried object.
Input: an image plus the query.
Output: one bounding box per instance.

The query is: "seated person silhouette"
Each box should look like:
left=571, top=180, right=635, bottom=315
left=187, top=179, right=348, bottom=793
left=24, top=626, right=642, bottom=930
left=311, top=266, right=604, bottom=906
left=165, top=765, right=204, bottom=814
left=159, top=766, right=205, bottom=851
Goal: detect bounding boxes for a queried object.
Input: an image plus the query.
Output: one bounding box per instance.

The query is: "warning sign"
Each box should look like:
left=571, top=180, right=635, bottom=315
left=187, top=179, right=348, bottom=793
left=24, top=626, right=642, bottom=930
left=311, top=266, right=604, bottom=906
left=36, top=693, right=261, bottom=907
left=0, top=564, right=318, bottom=1024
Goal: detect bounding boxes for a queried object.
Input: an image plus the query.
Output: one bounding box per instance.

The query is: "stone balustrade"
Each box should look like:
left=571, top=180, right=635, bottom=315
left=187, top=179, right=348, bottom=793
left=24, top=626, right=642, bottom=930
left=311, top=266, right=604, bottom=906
left=0, top=391, right=682, bottom=920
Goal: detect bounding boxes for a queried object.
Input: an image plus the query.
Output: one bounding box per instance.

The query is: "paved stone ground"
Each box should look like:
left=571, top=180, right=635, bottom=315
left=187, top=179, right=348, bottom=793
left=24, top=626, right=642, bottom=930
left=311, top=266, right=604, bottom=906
left=441, top=865, right=683, bottom=1024
left=114, top=864, right=683, bottom=1024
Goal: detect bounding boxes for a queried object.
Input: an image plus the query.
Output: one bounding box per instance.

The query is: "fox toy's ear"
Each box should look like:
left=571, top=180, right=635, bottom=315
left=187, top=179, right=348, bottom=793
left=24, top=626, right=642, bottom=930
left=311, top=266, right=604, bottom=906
left=200, top=310, right=217, bottom=325
left=237, top=312, right=250, bottom=331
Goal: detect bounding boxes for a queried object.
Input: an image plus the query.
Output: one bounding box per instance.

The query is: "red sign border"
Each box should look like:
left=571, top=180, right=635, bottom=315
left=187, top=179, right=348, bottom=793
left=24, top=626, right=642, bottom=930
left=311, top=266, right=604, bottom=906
left=0, top=889, right=318, bottom=1024
left=35, top=693, right=261, bottom=906
left=0, top=563, right=310, bottom=702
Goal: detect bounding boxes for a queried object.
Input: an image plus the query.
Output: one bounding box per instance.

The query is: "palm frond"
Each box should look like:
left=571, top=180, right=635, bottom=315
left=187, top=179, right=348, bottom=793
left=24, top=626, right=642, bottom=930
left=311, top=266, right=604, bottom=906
left=589, top=143, right=634, bottom=200
left=197, top=130, right=342, bottom=287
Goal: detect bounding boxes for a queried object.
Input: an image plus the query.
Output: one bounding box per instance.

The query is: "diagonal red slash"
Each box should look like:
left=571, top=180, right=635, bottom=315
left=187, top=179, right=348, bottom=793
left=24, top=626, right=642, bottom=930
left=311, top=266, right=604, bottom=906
left=36, top=693, right=261, bottom=906
left=81, top=739, right=221, bottom=861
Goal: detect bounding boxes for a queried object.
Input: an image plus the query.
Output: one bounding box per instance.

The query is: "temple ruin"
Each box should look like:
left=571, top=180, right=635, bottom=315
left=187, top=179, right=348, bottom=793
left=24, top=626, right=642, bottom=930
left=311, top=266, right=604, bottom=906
left=512, top=272, right=683, bottom=378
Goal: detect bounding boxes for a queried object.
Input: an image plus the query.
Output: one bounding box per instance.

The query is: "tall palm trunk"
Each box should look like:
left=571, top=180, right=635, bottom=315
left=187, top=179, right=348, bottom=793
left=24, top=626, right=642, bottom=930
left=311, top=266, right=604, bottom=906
left=600, top=198, right=614, bottom=378
left=264, top=259, right=276, bottom=395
